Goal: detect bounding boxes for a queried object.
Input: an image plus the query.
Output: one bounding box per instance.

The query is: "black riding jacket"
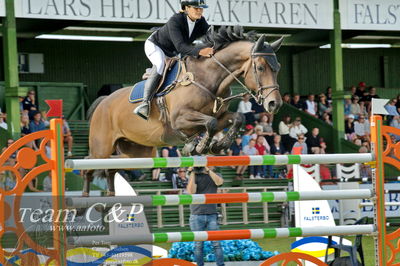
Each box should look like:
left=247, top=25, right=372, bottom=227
left=149, top=12, right=210, bottom=57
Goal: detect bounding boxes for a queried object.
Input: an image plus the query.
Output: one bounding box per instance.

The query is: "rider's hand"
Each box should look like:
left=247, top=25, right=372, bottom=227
left=199, top=47, right=214, bottom=57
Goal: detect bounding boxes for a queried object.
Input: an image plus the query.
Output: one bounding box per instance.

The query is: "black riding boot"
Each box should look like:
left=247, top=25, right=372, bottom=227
left=133, top=67, right=162, bottom=120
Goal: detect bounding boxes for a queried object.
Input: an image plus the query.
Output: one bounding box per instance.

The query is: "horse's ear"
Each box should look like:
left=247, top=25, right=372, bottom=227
left=253, top=34, right=265, bottom=53
left=271, top=36, right=284, bottom=52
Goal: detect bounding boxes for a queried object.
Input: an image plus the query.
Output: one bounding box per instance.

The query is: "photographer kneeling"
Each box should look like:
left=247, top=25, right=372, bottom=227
left=187, top=166, right=225, bottom=266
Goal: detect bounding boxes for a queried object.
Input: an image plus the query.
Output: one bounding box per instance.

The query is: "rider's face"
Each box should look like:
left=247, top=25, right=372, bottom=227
left=186, top=6, right=204, bottom=21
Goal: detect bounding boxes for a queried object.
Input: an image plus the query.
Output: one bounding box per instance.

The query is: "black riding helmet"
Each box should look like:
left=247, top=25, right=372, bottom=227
left=181, top=0, right=208, bottom=10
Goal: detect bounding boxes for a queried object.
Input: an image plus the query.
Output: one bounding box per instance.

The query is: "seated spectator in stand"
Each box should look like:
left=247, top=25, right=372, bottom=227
left=20, top=115, right=38, bottom=150
left=289, top=117, right=308, bottom=142
left=62, top=116, right=74, bottom=157
left=279, top=115, right=293, bottom=151
left=172, top=168, right=189, bottom=192
left=349, top=85, right=357, bottom=96
left=243, top=139, right=259, bottom=179
left=250, top=97, right=266, bottom=121
left=359, top=146, right=371, bottom=178
left=0, top=112, right=7, bottom=130
left=258, top=114, right=274, bottom=145
left=354, top=116, right=370, bottom=142
left=22, top=90, right=38, bottom=120
left=344, top=98, right=352, bottom=117
left=350, top=96, right=361, bottom=119
left=255, top=135, right=272, bottom=178
left=2, top=139, right=17, bottom=166
left=291, top=94, right=303, bottom=110
left=228, top=136, right=247, bottom=180
left=385, top=98, right=400, bottom=125
left=326, top=87, right=333, bottom=106
left=41, top=111, right=50, bottom=128
left=355, top=82, right=368, bottom=99
left=291, top=134, right=308, bottom=154
left=322, top=113, right=333, bottom=126
left=318, top=93, right=332, bottom=118
left=345, top=115, right=356, bottom=141
left=282, top=93, right=291, bottom=104
left=270, top=135, right=287, bottom=155
left=396, top=94, right=400, bottom=114
left=29, top=111, right=46, bottom=133
left=241, top=125, right=254, bottom=148
left=43, top=175, right=52, bottom=192
left=237, top=94, right=255, bottom=125
left=362, top=87, right=379, bottom=110
left=306, top=128, right=322, bottom=154
left=359, top=101, right=368, bottom=119
left=390, top=116, right=400, bottom=141
left=304, top=94, right=318, bottom=118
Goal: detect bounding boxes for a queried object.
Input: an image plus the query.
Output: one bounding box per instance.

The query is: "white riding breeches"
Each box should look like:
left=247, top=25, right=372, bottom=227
left=144, top=39, right=166, bottom=75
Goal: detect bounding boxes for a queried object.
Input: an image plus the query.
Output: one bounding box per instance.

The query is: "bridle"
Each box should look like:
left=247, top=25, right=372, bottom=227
left=210, top=44, right=280, bottom=105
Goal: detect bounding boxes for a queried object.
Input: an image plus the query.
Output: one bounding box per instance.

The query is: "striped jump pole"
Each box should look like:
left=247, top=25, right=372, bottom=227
left=68, top=225, right=375, bottom=246
left=66, top=189, right=373, bottom=208
left=65, top=153, right=374, bottom=170
left=360, top=202, right=400, bottom=207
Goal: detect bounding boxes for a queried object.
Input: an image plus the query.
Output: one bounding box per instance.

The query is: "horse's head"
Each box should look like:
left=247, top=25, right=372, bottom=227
left=243, top=35, right=284, bottom=114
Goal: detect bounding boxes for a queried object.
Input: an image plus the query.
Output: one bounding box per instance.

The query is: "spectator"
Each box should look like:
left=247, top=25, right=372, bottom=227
left=282, top=93, right=291, bottom=104
left=385, top=99, right=399, bottom=125
left=161, top=146, right=181, bottom=181
left=270, top=135, right=287, bottom=155
left=1, top=139, right=17, bottom=166
left=243, top=139, right=258, bottom=179
left=4, top=173, right=16, bottom=191
left=355, top=82, right=367, bottom=99
left=253, top=126, right=270, bottom=151
left=349, top=85, right=357, bottom=96
left=255, top=135, right=272, bottom=178
left=237, top=94, right=255, bottom=125
left=322, top=113, right=333, bottom=126
left=354, top=116, right=370, bottom=142
left=289, top=117, right=308, bottom=140
left=29, top=111, right=46, bottom=133
left=62, top=116, right=74, bottom=157
left=291, top=94, right=303, bottom=110
left=250, top=97, right=266, bottom=121
left=326, top=87, right=333, bottom=106
left=172, top=168, right=189, bottom=192
left=389, top=116, right=400, bottom=141
left=43, top=175, right=52, bottom=192
left=345, top=115, right=356, bottom=141
left=20, top=115, right=38, bottom=150
left=0, top=112, right=7, bottom=130
left=359, top=146, right=371, bottom=178
left=41, top=111, right=50, bottom=128
left=358, top=101, right=368, bottom=119
left=362, top=86, right=379, bottom=103
left=344, top=98, right=352, bottom=117
left=279, top=115, right=293, bottom=151
left=22, top=90, right=38, bottom=120
left=291, top=134, right=308, bottom=154
left=241, top=125, right=254, bottom=148
left=228, top=136, right=247, bottom=180
left=350, top=96, right=361, bottom=119
left=304, top=94, right=318, bottom=118
left=306, top=128, right=322, bottom=154
left=396, top=94, right=400, bottom=114
left=258, top=114, right=274, bottom=145
left=187, top=167, right=225, bottom=266
left=318, top=93, right=332, bottom=118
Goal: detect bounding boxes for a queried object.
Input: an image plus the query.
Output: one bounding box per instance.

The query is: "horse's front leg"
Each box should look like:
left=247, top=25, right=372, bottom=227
left=173, top=109, right=218, bottom=155
left=209, top=112, right=245, bottom=154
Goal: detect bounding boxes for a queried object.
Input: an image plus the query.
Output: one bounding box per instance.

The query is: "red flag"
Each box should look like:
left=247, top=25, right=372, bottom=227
left=46, top=100, right=63, bottom=118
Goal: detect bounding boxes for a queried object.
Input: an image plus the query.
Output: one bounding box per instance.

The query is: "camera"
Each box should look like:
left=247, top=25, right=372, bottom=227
left=193, top=167, right=205, bottom=174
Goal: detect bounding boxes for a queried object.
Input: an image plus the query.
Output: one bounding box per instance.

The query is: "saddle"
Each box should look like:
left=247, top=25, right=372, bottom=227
left=129, top=58, right=181, bottom=104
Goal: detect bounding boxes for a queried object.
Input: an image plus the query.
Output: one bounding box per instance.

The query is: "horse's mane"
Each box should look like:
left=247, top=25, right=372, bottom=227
left=202, top=25, right=257, bottom=51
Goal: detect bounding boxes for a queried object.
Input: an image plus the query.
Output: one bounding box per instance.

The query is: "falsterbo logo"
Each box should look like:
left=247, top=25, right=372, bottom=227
left=303, top=206, right=329, bottom=221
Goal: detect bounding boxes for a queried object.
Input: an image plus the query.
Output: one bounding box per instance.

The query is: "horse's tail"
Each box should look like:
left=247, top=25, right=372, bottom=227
left=86, top=96, right=107, bottom=121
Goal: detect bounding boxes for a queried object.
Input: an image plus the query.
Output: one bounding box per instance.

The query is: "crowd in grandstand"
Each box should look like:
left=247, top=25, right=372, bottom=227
left=1, top=83, right=400, bottom=191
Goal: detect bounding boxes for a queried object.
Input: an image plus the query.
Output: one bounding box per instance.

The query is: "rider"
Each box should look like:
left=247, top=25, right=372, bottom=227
left=134, top=0, right=214, bottom=120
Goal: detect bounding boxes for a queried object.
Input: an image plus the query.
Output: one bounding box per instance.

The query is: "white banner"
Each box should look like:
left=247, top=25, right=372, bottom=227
left=323, top=183, right=400, bottom=219
left=14, top=0, right=333, bottom=29
left=0, top=0, right=5, bottom=17
left=341, top=0, right=400, bottom=31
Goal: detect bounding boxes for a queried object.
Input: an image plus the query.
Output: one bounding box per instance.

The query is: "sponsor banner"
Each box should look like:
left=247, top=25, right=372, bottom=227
left=0, top=0, right=5, bottom=17
left=15, top=0, right=333, bottom=29
left=323, top=183, right=400, bottom=218
left=341, top=0, right=400, bottom=31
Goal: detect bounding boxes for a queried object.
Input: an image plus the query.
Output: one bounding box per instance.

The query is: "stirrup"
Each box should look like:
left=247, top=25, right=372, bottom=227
left=134, top=102, right=150, bottom=120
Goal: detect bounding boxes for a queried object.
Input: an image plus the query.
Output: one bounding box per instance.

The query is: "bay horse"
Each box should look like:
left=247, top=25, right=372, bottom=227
left=83, top=26, right=283, bottom=196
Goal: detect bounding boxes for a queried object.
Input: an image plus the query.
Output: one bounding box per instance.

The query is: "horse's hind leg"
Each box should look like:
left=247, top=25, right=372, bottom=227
left=82, top=170, right=94, bottom=197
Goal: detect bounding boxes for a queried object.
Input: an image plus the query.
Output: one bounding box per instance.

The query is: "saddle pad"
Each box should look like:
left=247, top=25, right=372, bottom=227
left=129, top=61, right=181, bottom=103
